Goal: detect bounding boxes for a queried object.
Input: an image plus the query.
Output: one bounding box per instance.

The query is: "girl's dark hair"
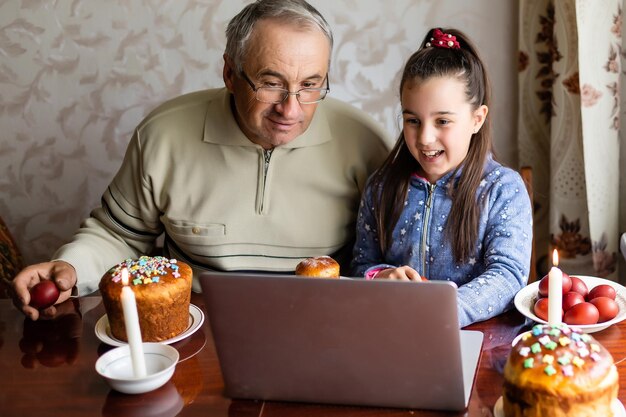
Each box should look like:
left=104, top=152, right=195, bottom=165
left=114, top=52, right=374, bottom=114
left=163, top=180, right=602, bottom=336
left=372, top=28, right=493, bottom=263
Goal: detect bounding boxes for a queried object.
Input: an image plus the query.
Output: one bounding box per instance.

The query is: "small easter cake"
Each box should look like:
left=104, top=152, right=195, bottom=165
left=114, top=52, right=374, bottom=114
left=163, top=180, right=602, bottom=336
left=503, top=324, right=618, bottom=417
left=295, top=256, right=340, bottom=278
left=99, top=256, right=192, bottom=342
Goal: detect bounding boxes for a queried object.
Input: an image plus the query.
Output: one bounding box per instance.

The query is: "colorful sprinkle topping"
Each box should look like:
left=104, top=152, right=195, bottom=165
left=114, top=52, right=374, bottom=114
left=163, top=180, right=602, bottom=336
left=557, top=355, right=571, bottom=366
left=562, top=365, right=574, bottom=376
left=544, top=365, right=556, bottom=376
left=514, top=324, right=607, bottom=378
left=544, top=340, right=557, bottom=350
left=109, top=256, right=181, bottom=286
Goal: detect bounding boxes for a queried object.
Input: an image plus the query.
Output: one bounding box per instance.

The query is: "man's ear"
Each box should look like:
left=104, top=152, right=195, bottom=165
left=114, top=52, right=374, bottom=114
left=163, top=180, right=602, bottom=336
left=473, top=105, right=488, bottom=133
left=223, top=54, right=236, bottom=93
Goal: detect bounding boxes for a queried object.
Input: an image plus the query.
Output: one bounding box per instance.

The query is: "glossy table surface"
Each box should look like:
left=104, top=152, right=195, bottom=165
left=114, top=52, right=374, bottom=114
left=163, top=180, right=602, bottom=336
left=1, top=293, right=625, bottom=417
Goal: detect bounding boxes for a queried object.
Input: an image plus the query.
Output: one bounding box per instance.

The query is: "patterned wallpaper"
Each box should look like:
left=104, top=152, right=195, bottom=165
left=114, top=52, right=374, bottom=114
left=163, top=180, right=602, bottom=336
left=0, top=0, right=517, bottom=264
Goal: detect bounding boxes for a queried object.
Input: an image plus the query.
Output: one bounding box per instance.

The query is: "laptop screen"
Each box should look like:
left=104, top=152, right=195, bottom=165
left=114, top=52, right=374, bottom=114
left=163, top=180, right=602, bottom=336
left=200, top=273, right=483, bottom=411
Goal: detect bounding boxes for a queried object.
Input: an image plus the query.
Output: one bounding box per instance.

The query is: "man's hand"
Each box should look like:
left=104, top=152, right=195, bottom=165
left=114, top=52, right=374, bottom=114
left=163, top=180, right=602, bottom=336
left=10, top=261, right=77, bottom=320
left=374, top=265, right=425, bottom=281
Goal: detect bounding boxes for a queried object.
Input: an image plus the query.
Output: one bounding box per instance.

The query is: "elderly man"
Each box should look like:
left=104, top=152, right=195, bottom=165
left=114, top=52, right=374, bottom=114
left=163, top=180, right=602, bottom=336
left=12, top=0, right=390, bottom=319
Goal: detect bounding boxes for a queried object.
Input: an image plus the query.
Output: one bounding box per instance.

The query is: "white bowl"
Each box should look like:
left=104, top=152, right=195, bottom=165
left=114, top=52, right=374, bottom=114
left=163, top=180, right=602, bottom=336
left=95, top=343, right=179, bottom=394
left=514, top=275, right=626, bottom=333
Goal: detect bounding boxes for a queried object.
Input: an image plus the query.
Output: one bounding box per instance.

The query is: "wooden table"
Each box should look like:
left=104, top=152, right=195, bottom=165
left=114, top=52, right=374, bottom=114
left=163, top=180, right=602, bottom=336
left=1, top=294, right=625, bottom=417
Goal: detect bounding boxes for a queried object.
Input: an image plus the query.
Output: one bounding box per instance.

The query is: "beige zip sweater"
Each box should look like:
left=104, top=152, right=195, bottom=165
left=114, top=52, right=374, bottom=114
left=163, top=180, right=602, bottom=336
left=54, top=88, right=391, bottom=293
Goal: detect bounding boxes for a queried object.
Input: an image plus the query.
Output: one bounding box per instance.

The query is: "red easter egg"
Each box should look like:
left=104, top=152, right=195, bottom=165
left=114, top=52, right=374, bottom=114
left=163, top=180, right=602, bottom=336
left=29, top=281, right=60, bottom=310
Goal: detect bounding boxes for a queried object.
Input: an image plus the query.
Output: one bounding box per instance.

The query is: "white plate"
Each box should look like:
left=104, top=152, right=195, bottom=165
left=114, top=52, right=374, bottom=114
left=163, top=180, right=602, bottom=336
left=494, top=396, right=625, bottom=416
left=514, top=275, right=626, bottom=333
left=95, top=304, right=204, bottom=346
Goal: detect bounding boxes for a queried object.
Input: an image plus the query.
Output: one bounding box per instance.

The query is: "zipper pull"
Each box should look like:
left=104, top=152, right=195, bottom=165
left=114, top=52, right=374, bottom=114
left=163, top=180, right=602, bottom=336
left=425, top=183, right=436, bottom=208
left=263, top=148, right=273, bottom=177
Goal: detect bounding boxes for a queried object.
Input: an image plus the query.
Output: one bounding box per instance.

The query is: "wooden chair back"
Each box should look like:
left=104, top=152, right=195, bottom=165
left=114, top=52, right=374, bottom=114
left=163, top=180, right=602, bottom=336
left=520, top=166, right=537, bottom=284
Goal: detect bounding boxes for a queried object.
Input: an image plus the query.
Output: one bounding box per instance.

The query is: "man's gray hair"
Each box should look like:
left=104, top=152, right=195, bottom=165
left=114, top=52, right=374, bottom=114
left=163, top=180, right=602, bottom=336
left=225, top=0, right=333, bottom=73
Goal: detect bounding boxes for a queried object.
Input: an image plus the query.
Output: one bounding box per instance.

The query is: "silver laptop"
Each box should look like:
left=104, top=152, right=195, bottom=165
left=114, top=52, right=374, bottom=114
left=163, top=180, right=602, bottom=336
left=199, top=273, right=483, bottom=411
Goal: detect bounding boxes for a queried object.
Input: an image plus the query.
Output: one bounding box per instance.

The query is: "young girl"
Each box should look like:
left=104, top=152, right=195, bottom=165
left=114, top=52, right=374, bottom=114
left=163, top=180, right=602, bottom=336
left=352, top=28, right=533, bottom=327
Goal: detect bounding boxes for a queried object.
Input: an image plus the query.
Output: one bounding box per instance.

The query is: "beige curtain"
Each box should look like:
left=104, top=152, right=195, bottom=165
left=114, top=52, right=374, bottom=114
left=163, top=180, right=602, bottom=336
left=518, top=0, right=623, bottom=280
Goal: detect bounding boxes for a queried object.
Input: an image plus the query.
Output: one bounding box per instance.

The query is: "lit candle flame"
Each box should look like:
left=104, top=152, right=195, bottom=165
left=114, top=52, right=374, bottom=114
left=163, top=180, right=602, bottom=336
left=552, top=249, right=559, bottom=268
left=121, top=267, right=129, bottom=286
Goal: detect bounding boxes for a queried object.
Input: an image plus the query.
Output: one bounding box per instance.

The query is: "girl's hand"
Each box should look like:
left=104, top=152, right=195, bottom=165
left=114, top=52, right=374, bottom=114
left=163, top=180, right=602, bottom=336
left=375, top=266, right=424, bottom=281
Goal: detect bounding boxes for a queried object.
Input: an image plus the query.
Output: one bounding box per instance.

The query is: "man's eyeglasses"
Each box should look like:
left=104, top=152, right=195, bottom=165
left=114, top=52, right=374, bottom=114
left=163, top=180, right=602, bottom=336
left=241, top=71, right=330, bottom=104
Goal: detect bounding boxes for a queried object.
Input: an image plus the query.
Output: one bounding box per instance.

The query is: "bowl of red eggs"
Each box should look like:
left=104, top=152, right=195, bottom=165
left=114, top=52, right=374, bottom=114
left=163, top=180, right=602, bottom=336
left=514, top=274, right=626, bottom=333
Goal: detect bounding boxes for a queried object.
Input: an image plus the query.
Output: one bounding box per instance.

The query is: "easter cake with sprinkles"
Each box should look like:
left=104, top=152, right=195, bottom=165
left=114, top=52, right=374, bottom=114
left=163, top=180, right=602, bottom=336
left=503, top=324, right=618, bottom=417
left=99, top=256, right=192, bottom=342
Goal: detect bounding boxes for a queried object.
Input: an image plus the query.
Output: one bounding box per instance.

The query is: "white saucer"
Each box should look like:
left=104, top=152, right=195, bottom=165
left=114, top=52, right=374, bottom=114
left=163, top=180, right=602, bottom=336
left=95, top=304, right=204, bottom=346
left=511, top=331, right=531, bottom=347
left=494, top=396, right=626, bottom=416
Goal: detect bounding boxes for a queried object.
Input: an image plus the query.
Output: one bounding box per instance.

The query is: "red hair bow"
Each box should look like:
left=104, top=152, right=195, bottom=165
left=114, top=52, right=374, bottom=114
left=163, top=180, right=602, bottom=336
left=425, top=29, right=460, bottom=49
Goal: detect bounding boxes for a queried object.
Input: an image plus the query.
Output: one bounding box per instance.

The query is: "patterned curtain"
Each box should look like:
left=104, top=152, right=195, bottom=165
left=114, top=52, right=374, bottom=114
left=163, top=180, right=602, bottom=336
left=518, top=0, right=623, bottom=280
left=0, top=215, right=24, bottom=297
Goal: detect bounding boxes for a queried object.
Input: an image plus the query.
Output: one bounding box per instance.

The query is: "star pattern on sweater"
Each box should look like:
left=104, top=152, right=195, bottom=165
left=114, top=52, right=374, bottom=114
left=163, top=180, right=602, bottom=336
left=353, top=162, right=532, bottom=328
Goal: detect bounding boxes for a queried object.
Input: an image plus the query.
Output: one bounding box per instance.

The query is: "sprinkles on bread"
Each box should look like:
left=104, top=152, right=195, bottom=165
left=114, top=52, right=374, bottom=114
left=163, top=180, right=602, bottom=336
left=109, top=255, right=181, bottom=286
left=514, top=324, right=603, bottom=377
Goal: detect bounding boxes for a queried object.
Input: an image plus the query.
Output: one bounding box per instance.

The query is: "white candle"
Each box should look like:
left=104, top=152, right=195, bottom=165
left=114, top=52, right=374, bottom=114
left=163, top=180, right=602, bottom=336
left=547, top=250, right=563, bottom=325
left=121, top=268, right=147, bottom=377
